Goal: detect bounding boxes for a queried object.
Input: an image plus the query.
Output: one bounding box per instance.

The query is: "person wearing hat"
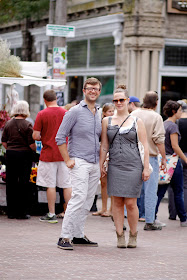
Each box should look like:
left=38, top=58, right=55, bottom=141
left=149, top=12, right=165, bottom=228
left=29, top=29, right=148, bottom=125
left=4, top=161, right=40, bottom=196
left=128, top=96, right=141, bottom=113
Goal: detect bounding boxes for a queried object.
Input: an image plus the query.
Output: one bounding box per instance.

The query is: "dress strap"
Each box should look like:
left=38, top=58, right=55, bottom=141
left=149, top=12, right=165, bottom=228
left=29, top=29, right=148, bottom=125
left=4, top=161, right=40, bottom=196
left=108, top=116, right=112, bottom=126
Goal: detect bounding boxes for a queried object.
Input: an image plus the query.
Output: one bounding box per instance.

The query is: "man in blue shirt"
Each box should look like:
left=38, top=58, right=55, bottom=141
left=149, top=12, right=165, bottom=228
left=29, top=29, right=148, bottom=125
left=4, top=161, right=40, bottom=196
left=56, top=77, right=102, bottom=250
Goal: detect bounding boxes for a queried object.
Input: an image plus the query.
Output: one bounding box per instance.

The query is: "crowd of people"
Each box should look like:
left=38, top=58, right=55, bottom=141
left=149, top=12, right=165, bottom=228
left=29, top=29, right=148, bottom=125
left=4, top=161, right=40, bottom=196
left=1, top=77, right=187, bottom=251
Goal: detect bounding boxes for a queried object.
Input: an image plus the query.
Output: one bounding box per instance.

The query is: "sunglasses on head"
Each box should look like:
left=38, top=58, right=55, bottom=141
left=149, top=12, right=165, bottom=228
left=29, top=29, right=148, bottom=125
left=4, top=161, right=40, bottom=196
left=112, top=98, right=127, bottom=104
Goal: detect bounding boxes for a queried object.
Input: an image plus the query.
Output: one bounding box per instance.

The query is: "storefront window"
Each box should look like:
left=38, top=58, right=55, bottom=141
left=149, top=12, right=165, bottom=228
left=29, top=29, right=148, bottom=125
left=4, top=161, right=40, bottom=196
left=165, top=46, right=187, bottom=66
left=66, top=37, right=115, bottom=105
left=67, top=37, right=115, bottom=68
left=90, top=37, right=115, bottom=67
left=67, top=40, right=87, bottom=68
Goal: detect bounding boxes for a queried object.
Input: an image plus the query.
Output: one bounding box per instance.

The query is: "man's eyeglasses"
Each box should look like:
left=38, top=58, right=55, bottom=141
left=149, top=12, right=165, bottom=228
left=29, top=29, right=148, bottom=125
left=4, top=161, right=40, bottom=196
left=85, top=87, right=100, bottom=92
left=112, top=98, right=127, bottom=104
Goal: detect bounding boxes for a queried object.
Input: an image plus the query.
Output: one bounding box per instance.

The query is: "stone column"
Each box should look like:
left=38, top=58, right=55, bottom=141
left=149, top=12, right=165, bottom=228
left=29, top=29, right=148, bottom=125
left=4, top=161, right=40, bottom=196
left=126, top=49, right=130, bottom=90
left=150, top=50, right=159, bottom=91
left=140, top=50, right=150, bottom=98
left=129, top=50, right=136, bottom=96
left=136, top=50, right=142, bottom=99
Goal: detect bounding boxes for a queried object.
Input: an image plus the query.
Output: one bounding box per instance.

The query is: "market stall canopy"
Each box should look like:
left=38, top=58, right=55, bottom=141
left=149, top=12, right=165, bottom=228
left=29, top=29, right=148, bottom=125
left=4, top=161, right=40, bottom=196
left=0, top=62, right=66, bottom=87
left=20, top=62, right=47, bottom=78
left=0, top=76, right=66, bottom=87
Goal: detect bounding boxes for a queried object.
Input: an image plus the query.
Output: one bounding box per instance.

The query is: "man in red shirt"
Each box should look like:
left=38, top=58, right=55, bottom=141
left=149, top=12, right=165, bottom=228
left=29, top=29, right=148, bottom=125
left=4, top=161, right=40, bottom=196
left=33, top=90, right=72, bottom=223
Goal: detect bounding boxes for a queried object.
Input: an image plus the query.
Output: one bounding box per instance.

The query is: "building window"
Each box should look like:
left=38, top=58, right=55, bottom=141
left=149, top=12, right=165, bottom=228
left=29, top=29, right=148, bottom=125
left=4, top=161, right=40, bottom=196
left=165, top=45, right=187, bottom=66
left=10, top=48, right=22, bottom=59
left=90, top=37, right=115, bottom=67
left=67, top=40, right=87, bottom=68
left=67, top=37, right=115, bottom=68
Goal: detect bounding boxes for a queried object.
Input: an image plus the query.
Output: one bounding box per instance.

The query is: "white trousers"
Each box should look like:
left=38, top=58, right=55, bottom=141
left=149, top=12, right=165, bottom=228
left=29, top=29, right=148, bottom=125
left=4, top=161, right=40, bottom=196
left=61, top=158, right=100, bottom=239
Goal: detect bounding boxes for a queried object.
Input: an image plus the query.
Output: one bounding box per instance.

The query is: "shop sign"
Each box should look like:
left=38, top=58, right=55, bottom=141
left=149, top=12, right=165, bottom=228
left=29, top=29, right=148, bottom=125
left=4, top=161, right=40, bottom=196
left=168, top=0, right=187, bottom=13
left=172, top=1, right=187, bottom=11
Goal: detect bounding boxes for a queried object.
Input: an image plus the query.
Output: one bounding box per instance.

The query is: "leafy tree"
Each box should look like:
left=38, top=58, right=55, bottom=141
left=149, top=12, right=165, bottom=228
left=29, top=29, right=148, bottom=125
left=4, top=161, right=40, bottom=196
left=0, top=0, right=50, bottom=61
left=0, top=0, right=49, bottom=24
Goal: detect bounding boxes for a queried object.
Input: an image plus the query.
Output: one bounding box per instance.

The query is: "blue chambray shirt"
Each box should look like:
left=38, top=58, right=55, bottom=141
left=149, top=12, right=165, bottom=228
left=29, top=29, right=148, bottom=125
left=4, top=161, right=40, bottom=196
left=56, top=100, right=101, bottom=163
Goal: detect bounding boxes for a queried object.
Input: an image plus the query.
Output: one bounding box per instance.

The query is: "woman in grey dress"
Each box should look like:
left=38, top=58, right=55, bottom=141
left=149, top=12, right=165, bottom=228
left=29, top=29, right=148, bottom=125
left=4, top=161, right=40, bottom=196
left=100, top=85, right=150, bottom=248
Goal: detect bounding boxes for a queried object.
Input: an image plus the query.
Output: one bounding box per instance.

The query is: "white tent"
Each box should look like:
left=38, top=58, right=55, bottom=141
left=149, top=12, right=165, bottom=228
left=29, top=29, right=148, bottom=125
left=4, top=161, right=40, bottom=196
left=0, top=62, right=66, bottom=113
left=0, top=76, right=66, bottom=87
left=0, top=61, right=66, bottom=87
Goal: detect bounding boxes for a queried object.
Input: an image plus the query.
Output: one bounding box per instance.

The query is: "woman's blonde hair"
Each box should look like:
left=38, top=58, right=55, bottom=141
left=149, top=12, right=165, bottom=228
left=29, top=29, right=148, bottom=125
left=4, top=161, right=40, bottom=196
left=11, top=100, right=30, bottom=118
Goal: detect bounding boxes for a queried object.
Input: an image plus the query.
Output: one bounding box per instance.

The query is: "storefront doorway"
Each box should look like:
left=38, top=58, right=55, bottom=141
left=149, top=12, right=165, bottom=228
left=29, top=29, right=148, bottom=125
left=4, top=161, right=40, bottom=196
left=161, top=76, right=187, bottom=116
left=68, top=76, right=83, bottom=103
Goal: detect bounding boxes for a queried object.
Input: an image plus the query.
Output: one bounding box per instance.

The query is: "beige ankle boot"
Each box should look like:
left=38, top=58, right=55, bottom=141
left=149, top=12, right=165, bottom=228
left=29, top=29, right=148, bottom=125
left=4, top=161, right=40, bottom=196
left=116, top=231, right=126, bottom=248
left=127, top=231, right=138, bottom=248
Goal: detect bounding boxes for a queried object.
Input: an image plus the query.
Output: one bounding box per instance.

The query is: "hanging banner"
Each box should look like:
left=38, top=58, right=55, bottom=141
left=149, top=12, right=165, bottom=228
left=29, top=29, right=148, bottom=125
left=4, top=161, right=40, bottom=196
left=53, top=47, right=67, bottom=79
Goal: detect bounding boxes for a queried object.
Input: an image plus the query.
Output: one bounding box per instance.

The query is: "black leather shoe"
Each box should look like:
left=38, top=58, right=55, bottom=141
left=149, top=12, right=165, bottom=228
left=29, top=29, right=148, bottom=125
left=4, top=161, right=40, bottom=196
left=8, top=215, right=16, bottom=219
left=16, top=214, right=31, bottom=219
left=72, top=236, right=98, bottom=247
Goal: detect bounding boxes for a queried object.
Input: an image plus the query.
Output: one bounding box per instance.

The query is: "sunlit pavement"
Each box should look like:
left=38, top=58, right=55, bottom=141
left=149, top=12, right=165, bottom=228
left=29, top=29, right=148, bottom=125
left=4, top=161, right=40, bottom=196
left=0, top=199, right=186, bottom=280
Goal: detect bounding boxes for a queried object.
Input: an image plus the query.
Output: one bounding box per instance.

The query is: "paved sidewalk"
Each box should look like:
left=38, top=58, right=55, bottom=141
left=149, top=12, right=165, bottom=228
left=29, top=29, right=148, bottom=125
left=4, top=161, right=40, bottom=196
left=0, top=200, right=186, bottom=280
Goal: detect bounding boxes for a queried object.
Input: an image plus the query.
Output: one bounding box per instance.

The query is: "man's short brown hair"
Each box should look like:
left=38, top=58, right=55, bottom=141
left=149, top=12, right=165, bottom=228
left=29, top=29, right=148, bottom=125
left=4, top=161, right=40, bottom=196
left=43, top=90, right=57, bottom=102
left=83, top=77, right=102, bottom=90
left=143, top=91, right=158, bottom=109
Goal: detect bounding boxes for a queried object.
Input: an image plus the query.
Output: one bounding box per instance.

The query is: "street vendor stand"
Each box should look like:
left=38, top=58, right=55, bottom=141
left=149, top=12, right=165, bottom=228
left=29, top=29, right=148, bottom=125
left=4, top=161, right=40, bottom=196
left=0, top=62, right=66, bottom=215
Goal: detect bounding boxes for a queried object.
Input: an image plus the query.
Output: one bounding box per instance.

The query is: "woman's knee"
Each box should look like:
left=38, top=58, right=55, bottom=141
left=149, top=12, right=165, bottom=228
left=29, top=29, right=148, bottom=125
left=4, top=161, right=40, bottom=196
left=125, top=199, right=137, bottom=211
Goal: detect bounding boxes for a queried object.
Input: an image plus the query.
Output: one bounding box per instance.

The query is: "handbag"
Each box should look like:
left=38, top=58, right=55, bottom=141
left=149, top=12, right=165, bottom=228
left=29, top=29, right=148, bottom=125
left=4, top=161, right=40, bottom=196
left=158, top=153, right=178, bottom=184
left=134, top=117, right=153, bottom=174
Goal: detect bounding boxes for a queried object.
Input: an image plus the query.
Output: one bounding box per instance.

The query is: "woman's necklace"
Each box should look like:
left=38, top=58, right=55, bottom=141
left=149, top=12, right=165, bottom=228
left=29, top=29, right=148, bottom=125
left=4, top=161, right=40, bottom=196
left=117, top=114, right=129, bottom=122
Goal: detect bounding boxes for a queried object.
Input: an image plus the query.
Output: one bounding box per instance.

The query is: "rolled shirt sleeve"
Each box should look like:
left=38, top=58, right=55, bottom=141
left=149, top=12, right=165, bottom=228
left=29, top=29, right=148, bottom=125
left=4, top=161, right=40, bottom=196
left=56, top=107, right=77, bottom=146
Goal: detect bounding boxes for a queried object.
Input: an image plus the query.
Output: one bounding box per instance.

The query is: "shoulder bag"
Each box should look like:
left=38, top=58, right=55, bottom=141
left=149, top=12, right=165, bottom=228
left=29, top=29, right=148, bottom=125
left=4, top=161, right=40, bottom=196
left=158, top=153, right=178, bottom=184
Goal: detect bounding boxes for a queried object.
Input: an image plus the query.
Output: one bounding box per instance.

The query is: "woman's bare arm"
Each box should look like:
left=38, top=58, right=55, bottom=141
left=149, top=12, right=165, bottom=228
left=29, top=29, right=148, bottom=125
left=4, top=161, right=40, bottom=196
left=170, top=133, right=187, bottom=164
left=100, top=118, right=109, bottom=176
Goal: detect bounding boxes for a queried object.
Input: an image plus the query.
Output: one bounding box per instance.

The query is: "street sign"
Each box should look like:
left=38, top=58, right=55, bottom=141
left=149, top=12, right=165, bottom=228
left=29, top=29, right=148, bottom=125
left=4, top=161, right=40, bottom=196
left=46, top=24, right=75, bottom=37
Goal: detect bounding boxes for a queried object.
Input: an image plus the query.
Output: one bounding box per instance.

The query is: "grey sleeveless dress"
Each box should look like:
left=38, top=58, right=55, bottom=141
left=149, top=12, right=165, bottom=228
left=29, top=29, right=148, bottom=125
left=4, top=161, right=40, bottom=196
left=107, top=117, right=143, bottom=198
